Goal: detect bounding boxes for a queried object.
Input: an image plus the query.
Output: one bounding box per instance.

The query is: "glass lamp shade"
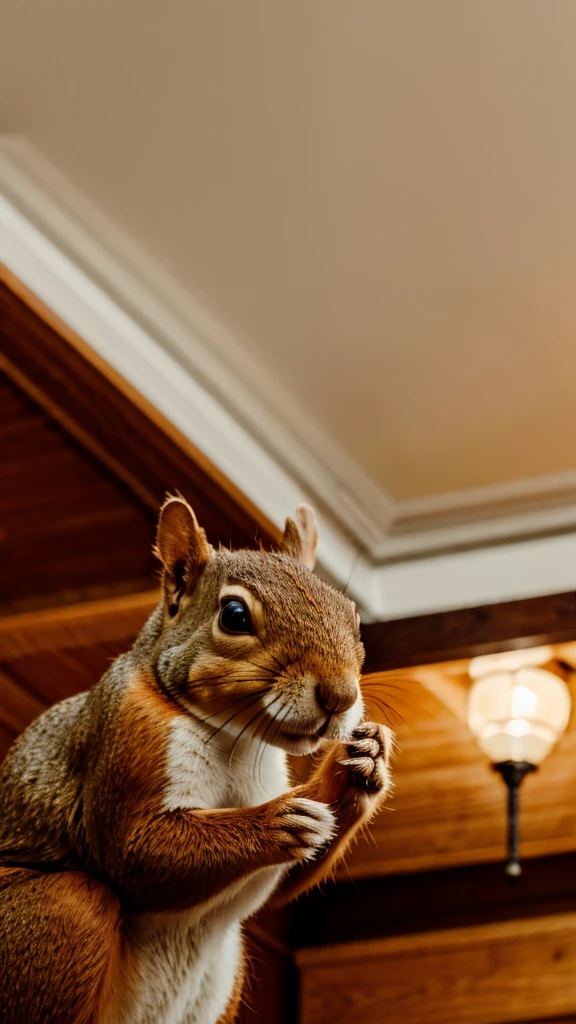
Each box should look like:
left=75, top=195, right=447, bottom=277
left=467, top=665, right=571, bottom=765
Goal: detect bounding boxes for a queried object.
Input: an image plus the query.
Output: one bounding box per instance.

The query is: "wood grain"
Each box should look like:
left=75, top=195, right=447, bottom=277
left=362, top=591, right=576, bottom=672
left=0, top=639, right=135, bottom=762
left=0, top=590, right=158, bottom=659
left=295, top=851, right=576, bottom=950
left=0, top=371, right=157, bottom=613
left=0, top=273, right=279, bottom=552
left=297, top=914, right=576, bottom=1024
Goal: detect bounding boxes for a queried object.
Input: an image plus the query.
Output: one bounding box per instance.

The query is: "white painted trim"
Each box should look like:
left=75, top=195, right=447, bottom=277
left=379, top=469, right=576, bottom=558
left=397, top=468, right=576, bottom=517
left=0, top=136, right=395, bottom=553
left=373, top=531, right=576, bottom=620
left=3, top=136, right=576, bottom=622
left=375, top=501, right=576, bottom=560
left=0, top=142, right=375, bottom=615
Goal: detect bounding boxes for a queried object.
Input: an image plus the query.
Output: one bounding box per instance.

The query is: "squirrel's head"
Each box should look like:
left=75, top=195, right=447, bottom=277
left=151, top=496, right=364, bottom=754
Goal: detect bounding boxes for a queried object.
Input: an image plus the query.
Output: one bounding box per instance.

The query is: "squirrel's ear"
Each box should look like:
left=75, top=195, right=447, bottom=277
left=155, top=496, right=211, bottom=615
left=279, top=504, right=318, bottom=570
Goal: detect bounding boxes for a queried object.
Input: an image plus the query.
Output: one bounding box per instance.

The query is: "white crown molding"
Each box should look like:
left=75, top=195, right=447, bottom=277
left=3, top=135, right=576, bottom=621
left=376, top=497, right=576, bottom=560
left=0, top=136, right=395, bottom=553
left=372, top=530, right=576, bottom=620
left=381, top=471, right=576, bottom=559
left=0, top=137, right=379, bottom=616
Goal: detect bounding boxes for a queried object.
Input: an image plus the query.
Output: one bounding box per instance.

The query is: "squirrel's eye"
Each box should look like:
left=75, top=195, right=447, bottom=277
left=219, top=598, right=253, bottom=636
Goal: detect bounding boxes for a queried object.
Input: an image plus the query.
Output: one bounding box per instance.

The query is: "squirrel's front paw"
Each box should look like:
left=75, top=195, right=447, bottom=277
left=338, top=722, right=394, bottom=797
left=270, top=797, right=336, bottom=862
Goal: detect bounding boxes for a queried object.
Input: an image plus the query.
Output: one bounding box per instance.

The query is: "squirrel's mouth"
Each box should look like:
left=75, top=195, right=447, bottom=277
left=275, top=716, right=332, bottom=752
left=280, top=716, right=330, bottom=740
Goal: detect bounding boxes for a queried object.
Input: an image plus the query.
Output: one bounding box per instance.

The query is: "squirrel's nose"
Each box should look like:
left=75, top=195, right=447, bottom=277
left=315, top=675, right=358, bottom=715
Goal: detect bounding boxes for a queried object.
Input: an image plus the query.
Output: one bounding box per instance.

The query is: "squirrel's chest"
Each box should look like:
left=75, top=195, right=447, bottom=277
left=120, top=916, right=243, bottom=1024
left=123, top=716, right=289, bottom=1023
left=161, top=715, right=289, bottom=812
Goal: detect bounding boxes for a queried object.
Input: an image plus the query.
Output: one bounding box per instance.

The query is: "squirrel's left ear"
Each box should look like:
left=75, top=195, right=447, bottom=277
left=279, top=504, right=318, bottom=570
left=155, top=495, right=211, bottom=615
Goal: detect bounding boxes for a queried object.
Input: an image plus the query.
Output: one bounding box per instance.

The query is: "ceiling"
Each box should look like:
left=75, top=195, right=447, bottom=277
left=2, top=2, right=576, bottom=512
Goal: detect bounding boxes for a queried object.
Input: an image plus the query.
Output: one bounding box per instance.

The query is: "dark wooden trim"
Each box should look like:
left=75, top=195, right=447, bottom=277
left=293, top=851, right=576, bottom=951
left=0, top=271, right=280, bottom=552
left=361, top=591, right=576, bottom=672
left=0, top=591, right=159, bottom=658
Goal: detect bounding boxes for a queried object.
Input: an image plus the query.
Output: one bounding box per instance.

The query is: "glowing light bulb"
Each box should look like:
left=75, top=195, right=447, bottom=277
left=467, top=663, right=571, bottom=766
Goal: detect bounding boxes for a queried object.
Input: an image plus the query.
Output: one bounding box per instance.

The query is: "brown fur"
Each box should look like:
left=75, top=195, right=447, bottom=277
left=0, top=499, right=392, bottom=1023
left=0, top=867, right=121, bottom=1024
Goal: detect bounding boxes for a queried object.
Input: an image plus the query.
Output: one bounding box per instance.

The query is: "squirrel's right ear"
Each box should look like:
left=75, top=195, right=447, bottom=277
left=154, top=496, right=211, bottom=615
left=279, top=504, right=319, bottom=570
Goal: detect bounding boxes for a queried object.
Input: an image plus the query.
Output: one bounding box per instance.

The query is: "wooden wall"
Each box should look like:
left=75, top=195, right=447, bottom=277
left=297, top=916, right=576, bottom=1024
left=292, top=838, right=576, bottom=1024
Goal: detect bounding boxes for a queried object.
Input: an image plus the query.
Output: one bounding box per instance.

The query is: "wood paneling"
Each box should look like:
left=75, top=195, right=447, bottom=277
left=0, top=371, right=157, bottom=614
left=0, top=274, right=279, bottom=556
left=0, top=640, right=128, bottom=760
left=4, top=627, right=576, bottom=879
left=362, top=591, right=576, bottom=672
left=0, top=590, right=158, bottom=659
left=295, top=852, right=576, bottom=950
left=2, top=642, right=128, bottom=708
left=297, top=914, right=576, bottom=1024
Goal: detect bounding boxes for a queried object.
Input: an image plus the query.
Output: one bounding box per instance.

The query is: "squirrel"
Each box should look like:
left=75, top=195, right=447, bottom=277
left=0, top=496, right=393, bottom=1024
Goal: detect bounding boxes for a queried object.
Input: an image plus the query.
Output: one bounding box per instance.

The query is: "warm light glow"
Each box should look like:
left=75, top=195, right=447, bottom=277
left=469, top=646, right=554, bottom=679
left=467, top=658, right=571, bottom=765
left=510, top=684, right=538, bottom=718
left=506, top=717, right=530, bottom=737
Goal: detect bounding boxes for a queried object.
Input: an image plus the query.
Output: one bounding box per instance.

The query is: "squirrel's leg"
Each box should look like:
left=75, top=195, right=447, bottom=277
left=0, top=866, right=121, bottom=1024
left=272, top=722, right=393, bottom=905
left=113, top=793, right=336, bottom=914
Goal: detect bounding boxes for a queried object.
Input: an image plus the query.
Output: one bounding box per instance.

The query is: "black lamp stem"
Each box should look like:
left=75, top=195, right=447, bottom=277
left=493, top=761, right=536, bottom=879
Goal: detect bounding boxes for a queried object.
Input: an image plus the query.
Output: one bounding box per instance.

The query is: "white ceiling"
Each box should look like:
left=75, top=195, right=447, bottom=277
left=2, top=2, right=576, bottom=530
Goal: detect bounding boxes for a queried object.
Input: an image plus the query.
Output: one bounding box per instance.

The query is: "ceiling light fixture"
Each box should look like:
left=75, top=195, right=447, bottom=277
left=467, top=646, right=571, bottom=878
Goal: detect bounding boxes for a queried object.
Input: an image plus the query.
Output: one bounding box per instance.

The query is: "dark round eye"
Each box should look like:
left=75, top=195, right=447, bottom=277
left=219, top=598, right=253, bottom=635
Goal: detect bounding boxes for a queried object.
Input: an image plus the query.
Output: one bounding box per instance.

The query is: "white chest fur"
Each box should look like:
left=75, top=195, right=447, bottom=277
left=123, top=713, right=290, bottom=1024
left=162, top=712, right=289, bottom=811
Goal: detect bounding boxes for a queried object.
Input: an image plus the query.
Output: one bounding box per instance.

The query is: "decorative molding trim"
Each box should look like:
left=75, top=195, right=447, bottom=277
left=384, top=471, right=576, bottom=559
left=3, top=136, right=576, bottom=620
left=0, top=136, right=394, bottom=548
left=372, top=529, right=576, bottom=619
left=0, top=137, right=376, bottom=613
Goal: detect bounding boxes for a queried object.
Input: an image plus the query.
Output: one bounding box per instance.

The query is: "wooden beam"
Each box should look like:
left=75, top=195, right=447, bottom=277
left=297, top=913, right=576, bottom=1024
left=0, top=590, right=158, bottom=659
left=362, top=590, right=576, bottom=672
left=297, top=911, right=576, bottom=965
left=0, top=270, right=280, bottom=551
left=294, top=851, right=576, bottom=951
